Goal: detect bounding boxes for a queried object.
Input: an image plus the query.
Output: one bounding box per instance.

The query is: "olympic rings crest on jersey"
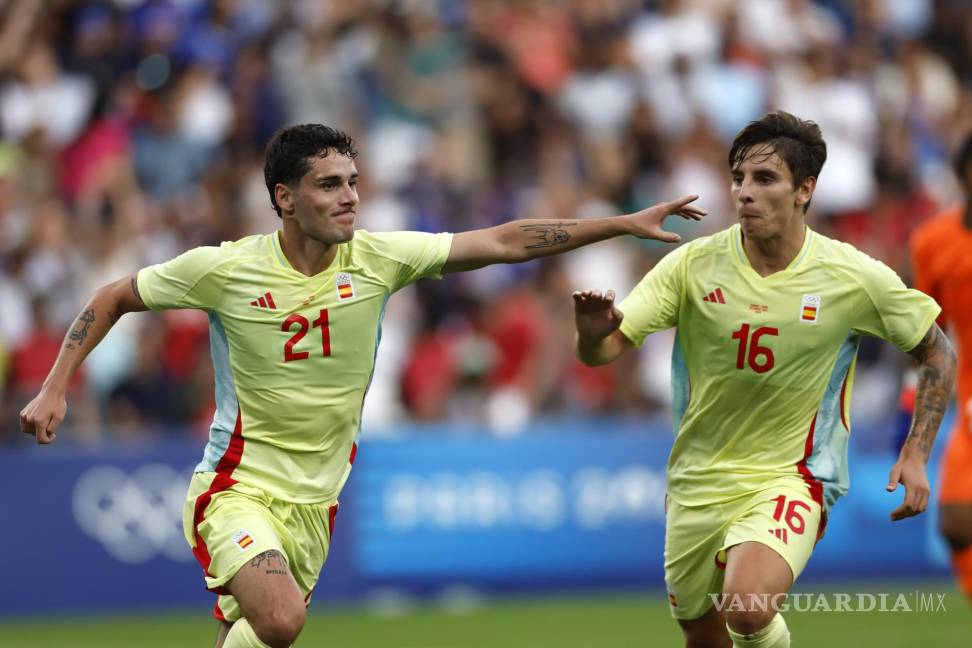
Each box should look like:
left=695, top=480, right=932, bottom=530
left=71, top=464, right=194, bottom=564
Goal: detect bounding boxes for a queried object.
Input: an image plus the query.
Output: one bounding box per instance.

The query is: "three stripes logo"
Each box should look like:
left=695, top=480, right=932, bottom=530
left=769, top=527, right=789, bottom=544
left=249, top=292, right=277, bottom=309
left=702, top=287, right=726, bottom=304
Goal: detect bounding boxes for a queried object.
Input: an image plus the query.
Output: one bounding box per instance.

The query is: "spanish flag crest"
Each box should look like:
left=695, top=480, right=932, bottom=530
left=800, top=294, right=821, bottom=323
left=336, top=272, right=355, bottom=301
left=232, top=529, right=255, bottom=551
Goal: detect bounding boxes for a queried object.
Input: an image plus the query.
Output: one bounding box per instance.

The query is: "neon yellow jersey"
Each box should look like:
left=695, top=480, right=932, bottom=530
left=137, top=229, right=453, bottom=503
left=618, top=225, right=940, bottom=511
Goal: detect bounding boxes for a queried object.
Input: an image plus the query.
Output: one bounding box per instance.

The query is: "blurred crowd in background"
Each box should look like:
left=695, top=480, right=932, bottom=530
left=1, top=0, right=970, bottom=444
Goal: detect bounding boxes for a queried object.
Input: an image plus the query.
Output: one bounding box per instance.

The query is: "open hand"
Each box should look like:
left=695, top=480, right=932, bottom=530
left=626, top=195, right=707, bottom=243
left=573, top=289, right=624, bottom=341
left=886, top=455, right=930, bottom=521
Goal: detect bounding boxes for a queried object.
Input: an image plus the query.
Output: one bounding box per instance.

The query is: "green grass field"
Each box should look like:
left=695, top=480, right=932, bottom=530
left=1, top=583, right=967, bottom=647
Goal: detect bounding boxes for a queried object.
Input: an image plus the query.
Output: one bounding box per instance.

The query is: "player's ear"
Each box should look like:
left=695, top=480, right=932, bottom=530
left=275, top=182, right=295, bottom=214
left=795, top=176, right=816, bottom=208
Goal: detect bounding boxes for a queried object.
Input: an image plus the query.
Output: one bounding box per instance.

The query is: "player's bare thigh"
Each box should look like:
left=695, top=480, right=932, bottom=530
left=940, top=503, right=972, bottom=548
left=677, top=605, right=731, bottom=648
left=226, top=549, right=307, bottom=648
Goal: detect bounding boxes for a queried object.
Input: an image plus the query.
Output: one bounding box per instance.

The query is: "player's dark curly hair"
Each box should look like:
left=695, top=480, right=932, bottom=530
left=264, top=124, right=358, bottom=217
left=728, top=111, right=827, bottom=212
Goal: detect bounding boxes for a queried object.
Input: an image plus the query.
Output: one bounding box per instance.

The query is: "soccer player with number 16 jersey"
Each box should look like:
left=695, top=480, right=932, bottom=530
left=573, top=111, right=956, bottom=648
left=19, top=124, right=706, bottom=648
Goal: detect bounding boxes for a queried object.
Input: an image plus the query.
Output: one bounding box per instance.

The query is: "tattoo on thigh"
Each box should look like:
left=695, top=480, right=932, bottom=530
left=250, top=550, right=289, bottom=576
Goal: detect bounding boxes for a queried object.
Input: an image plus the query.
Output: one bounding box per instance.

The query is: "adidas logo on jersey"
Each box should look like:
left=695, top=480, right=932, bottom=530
left=249, top=292, right=277, bottom=309
left=769, top=527, right=789, bottom=544
left=702, top=287, right=726, bottom=304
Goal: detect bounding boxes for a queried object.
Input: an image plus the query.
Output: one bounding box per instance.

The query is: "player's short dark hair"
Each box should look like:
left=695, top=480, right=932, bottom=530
left=264, top=124, right=358, bottom=217
left=728, top=111, right=827, bottom=212
left=953, top=132, right=972, bottom=186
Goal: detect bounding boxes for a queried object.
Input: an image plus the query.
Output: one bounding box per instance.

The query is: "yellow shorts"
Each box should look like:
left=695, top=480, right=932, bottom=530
left=182, top=472, right=338, bottom=622
left=664, top=481, right=824, bottom=620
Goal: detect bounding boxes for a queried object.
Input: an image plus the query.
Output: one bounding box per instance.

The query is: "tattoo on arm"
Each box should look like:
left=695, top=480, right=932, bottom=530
left=904, top=324, right=956, bottom=459
left=520, top=222, right=577, bottom=249
left=249, top=550, right=290, bottom=576
left=66, top=309, right=96, bottom=350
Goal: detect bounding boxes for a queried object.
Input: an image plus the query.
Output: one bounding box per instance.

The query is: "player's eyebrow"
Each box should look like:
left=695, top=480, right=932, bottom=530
left=315, top=173, right=359, bottom=183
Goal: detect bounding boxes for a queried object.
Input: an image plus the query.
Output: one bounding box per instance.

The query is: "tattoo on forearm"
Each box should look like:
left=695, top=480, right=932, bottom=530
left=66, top=309, right=96, bottom=349
left=249, top=550, right=289, bottom=576
left=904, top=325, right=956, bottom=459
left=520, top=222, right=577, bottom=249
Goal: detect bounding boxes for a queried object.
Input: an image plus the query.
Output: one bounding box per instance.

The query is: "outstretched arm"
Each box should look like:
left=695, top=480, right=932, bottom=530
left=573, top=289, right=633, bottom=366
left=19, top=273, right=148, bottom=443
left=886, top=322, right=956, bottom=521
left=441, top=195, right=705, bottom=273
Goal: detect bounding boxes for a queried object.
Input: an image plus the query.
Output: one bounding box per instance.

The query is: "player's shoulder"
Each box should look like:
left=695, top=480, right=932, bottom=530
left=657, top=226, right=735, bottom=267
left=217, top=233, right=273, bottom=257
left=160, top=234, right=273, bottom=278
left=347, top=228, right=446, bottom=262
left=810, top=229, right=900, bottom=288
left=910, top=207, right=962, bottom=252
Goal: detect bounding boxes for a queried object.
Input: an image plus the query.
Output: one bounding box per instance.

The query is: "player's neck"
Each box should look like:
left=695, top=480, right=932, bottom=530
left=278, top=226, right=339, bottom=277
left=741, top=223, right=806, bottom=278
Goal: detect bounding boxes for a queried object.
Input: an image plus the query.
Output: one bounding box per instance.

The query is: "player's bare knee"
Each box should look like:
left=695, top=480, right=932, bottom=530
left=725, top=608, right=775, bottom=636
left=251, top=604, right=306, bottom=648
left=679, top=611, right=731, bottom=648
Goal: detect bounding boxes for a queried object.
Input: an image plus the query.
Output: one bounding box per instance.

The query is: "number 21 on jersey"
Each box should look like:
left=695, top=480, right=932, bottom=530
left=282, top=309, right=331, bottom=362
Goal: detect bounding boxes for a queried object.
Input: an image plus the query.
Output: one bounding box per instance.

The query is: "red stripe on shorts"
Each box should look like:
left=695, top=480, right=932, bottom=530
left=328, top=503, right=339, bottom=537
left=192, top=407, right=245, bottom=598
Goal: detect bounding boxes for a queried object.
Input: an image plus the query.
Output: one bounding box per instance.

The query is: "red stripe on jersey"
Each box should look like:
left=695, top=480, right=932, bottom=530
left=250, top=300, right=258, bottom=306
left=349, top=442, right=357, bottom=465
left=796, top=412, right=824, bottom=508
left=258, top=296, right=268, bottom=308
left=265, top=292, right=276, bottom=309
left=838, top=372, right=850, bottom=430
left=213, top=601, right=227, bottom=622
left=716, top=288, right=725, bottom=303
left=715, top=553, right=727, bottom=569
left=702, top=295, right=710, bottom=302
left=192, top=407, right=245, bottom=595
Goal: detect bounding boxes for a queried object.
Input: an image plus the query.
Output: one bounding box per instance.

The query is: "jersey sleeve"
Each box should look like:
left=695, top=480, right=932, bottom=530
left=136, top=245, right=229, bottom=311
left=617, top=245, right=688, bottom=347
left=909, top=224, right=947, bottom=326
left=360, top=230, right=454, bottom=292
left=853, top=253, right=941, bottom=352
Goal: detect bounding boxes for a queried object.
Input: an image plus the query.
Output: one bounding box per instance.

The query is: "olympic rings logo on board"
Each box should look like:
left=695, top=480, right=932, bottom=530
left=71, top=464, right=194, bottom=564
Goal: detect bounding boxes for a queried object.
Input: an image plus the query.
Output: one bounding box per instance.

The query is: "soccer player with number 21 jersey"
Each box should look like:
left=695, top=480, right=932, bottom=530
left=20, top=124, right=706, bottom=648
left=573, top=111, right=956, bottom=648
